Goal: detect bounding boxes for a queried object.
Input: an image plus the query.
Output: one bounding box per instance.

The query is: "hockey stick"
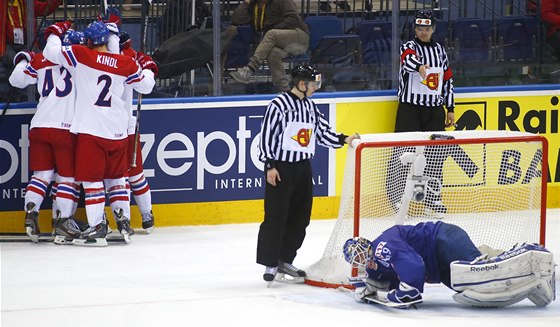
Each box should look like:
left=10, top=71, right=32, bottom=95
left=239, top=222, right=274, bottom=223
left=0, top=233, right=127, bottom=243
left=131, top=0, right=152, bottom=168
left=0, top=0, right=54, bottom=126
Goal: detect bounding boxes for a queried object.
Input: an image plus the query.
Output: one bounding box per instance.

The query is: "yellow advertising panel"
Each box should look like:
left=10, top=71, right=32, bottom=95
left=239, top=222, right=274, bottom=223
left=335, top=91, right=560, bottom=208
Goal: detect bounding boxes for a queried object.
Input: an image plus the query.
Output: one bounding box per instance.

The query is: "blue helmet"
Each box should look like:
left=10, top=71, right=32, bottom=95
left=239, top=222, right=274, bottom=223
left=84, top=21, right=110, bottom=46
left=62, top=30, right=85, bottom=46
left=343, top=237, right=371, bottom=267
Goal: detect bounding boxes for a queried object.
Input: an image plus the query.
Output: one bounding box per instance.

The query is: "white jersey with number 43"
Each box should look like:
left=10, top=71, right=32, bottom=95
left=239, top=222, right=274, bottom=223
left=43, top=34, right=155, bottom=140
left=9, top=53, right=76, bottom=131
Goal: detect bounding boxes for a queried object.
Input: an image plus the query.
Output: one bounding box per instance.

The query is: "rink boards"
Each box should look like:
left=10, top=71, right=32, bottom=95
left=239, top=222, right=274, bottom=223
left=0, top=86, right=559, bottom=231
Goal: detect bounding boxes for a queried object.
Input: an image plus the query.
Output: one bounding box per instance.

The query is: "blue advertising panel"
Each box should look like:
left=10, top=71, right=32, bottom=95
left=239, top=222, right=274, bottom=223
left=0, top=102, right=331, bottom=211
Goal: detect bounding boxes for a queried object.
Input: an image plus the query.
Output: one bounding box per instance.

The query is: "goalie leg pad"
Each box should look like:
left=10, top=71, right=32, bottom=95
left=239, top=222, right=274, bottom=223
left=527, top=274, right=555, bottom=307
left=452, top=278, right=540, bottom=307
left=450, top=243, right=556, bottom=307
left=450, top=243, right=555, bottom=293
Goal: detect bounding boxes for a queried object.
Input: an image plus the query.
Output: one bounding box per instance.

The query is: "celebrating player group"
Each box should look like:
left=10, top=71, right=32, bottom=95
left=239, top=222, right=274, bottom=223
left=9, top=8, right=158, bottom=247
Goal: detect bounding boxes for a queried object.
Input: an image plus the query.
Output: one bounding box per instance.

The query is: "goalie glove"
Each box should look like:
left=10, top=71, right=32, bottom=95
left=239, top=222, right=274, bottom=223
left=386, top=282, right=423, bottom=307
left=349, top=277, right=390, bottom=303
left=13, top=51, right=35, bottom=66
left=44, top=20, right=73, bottom=38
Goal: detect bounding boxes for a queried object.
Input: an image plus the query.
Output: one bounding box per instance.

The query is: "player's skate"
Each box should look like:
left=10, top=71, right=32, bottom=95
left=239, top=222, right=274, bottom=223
left=141, top=210, right=155, bottom=234
left=72, top=218, right=108, bottom=247
left=115, top=209, right=134, bottom=243
left=53, top=216, right=83, bottom=245
left=24, top=202, right=40, bottom=243
left=263, top=266, right=278, bottom=287
left=276, top=261, right=306, bottom=284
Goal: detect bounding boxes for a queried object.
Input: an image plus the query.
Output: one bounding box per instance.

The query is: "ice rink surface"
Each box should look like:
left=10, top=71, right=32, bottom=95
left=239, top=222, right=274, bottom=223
left=1, top=209, right=559, bottom=327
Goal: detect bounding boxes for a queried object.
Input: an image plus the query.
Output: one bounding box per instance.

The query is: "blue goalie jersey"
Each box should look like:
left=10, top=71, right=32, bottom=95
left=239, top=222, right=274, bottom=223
left=365, top=221, right=443, bottom=293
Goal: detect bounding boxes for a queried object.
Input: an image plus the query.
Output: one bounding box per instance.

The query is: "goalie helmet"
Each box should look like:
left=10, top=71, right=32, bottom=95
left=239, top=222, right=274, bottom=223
left=343, top=237, right=371, bottom=267
left=291, top=64, right=322, bottom=88
left=84, top=21, right=110, bottom=46
left=62, top=30, right=85, bottom=46
left=414, top=9, right=435, bottom=27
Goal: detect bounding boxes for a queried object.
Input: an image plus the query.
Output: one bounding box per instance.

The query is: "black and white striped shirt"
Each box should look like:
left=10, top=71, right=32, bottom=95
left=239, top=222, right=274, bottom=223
left=398, top=38, right=454, bottom=110
left=259, top=92, right=346, bottom=168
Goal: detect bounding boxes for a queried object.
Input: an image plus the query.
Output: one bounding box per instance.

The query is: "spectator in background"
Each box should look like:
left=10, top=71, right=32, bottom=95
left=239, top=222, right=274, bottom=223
left=0, top=0, right=62, bottom=102
left=541, top=0, right=560, bottom=57
left=229, top=0, right=309, bottom=92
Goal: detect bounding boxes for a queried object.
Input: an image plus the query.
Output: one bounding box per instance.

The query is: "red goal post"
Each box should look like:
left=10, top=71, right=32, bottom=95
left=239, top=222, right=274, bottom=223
left=304, top=130, right=548, bottom=289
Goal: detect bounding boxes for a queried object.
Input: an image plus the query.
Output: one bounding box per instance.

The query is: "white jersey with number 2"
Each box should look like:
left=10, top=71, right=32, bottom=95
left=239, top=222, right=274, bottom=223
left=43, top=34, right=155, bottom=140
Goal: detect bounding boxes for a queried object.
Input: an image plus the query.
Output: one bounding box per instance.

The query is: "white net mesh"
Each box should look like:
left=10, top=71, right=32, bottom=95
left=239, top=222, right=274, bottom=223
left=305, top=131, right=546, bottom=288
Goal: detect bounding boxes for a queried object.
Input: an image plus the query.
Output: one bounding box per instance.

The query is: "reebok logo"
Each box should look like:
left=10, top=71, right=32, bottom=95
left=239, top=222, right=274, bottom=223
left=471, top=264, right=499, bottom=272
left=499, top=247, right=528, bottom=260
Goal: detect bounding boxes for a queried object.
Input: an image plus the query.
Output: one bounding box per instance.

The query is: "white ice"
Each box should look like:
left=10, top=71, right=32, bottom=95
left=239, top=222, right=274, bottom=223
left=1, top=209, right=559, bottom=327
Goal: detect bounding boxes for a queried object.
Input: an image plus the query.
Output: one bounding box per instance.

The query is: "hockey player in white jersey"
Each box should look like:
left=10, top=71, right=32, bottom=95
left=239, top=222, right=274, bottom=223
left=8, top=28, right=85, bottom=243
left=343, top=222, right=556, bottom=308
left=43, top=20, right=156, bottom=246
left=101, top=7, right=156, bottom=234
left=118, top=31, right=156, bottom=233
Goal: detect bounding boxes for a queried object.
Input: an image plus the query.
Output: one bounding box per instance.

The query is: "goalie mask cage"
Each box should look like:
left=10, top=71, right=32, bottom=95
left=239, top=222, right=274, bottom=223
left=305, top=130, right=548, bottom=288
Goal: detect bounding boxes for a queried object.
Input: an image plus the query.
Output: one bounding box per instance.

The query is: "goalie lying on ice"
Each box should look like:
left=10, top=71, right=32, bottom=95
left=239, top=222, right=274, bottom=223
left=343, top=221, right=556, bottom=308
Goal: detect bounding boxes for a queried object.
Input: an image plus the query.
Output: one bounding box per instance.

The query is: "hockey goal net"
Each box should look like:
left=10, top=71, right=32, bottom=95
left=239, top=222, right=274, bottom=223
left=305, top=130, right=548, bottom=288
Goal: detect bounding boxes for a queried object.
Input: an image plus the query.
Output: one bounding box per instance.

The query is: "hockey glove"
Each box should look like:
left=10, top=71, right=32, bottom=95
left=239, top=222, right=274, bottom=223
left=44, top=20, right=73, bottom=38
left=97, top=7, right=122, bottom=26
left=119, top=31, right=132, bottom=51
left=13, top=51, right=35, bottom=66
left=386, top=282, right=422, bottom=308
left=350, top=277, right=391, bottom=303
left=105, top=22, right=120, bottom=35
left=137, top=52, right=158, bottom=76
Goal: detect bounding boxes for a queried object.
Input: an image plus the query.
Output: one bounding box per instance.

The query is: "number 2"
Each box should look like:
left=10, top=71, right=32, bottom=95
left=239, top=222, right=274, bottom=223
left=94, top=75, right=112, bottom=107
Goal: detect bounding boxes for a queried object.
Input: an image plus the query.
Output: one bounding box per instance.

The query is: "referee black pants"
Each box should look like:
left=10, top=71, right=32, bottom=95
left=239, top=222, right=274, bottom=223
left=257, top=160, right=313, bottom=268
left=387, top=102, right=446, bottom=207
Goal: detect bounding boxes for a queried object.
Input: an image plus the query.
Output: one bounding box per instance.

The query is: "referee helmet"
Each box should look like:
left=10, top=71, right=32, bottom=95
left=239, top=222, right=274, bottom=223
left=291, top=64, right=322, bottom=88
left=414, top=9, right=435, bottom=27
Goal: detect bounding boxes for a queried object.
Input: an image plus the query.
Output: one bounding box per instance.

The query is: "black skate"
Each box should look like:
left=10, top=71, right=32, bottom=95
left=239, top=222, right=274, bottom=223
left=72, top=220, right=108, bottom=247
left=141, top=210, right=155, bottom=234
left=53, top=217, right=83, bottom=245
left=24, top=202, right=40, bottom=243
left=114, top=209, right=134, bottom=243
left=263, top=266, right=278, bottom=287
left=276, top=261, right=306, bottom=284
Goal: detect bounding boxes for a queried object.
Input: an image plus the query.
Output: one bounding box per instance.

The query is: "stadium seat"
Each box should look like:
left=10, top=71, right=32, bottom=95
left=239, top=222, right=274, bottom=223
left=304, top=15, right=361, bottom=65
left=225, top=25, right=254, bottom=69
left=356, top=20, right=392, bottom=65
left=305, top=15, right=344, bottom=52
left=452, top=18, right=493, bottom=62
left=496, top=15, right=538, bottom=61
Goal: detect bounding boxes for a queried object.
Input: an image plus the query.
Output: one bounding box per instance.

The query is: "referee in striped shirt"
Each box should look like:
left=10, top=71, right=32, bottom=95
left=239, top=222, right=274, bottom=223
left=256, top=64, right=359, bottom=283
left=388, top=10, right=455, bottom=216
left=396, top=9, right=455, bottom=132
